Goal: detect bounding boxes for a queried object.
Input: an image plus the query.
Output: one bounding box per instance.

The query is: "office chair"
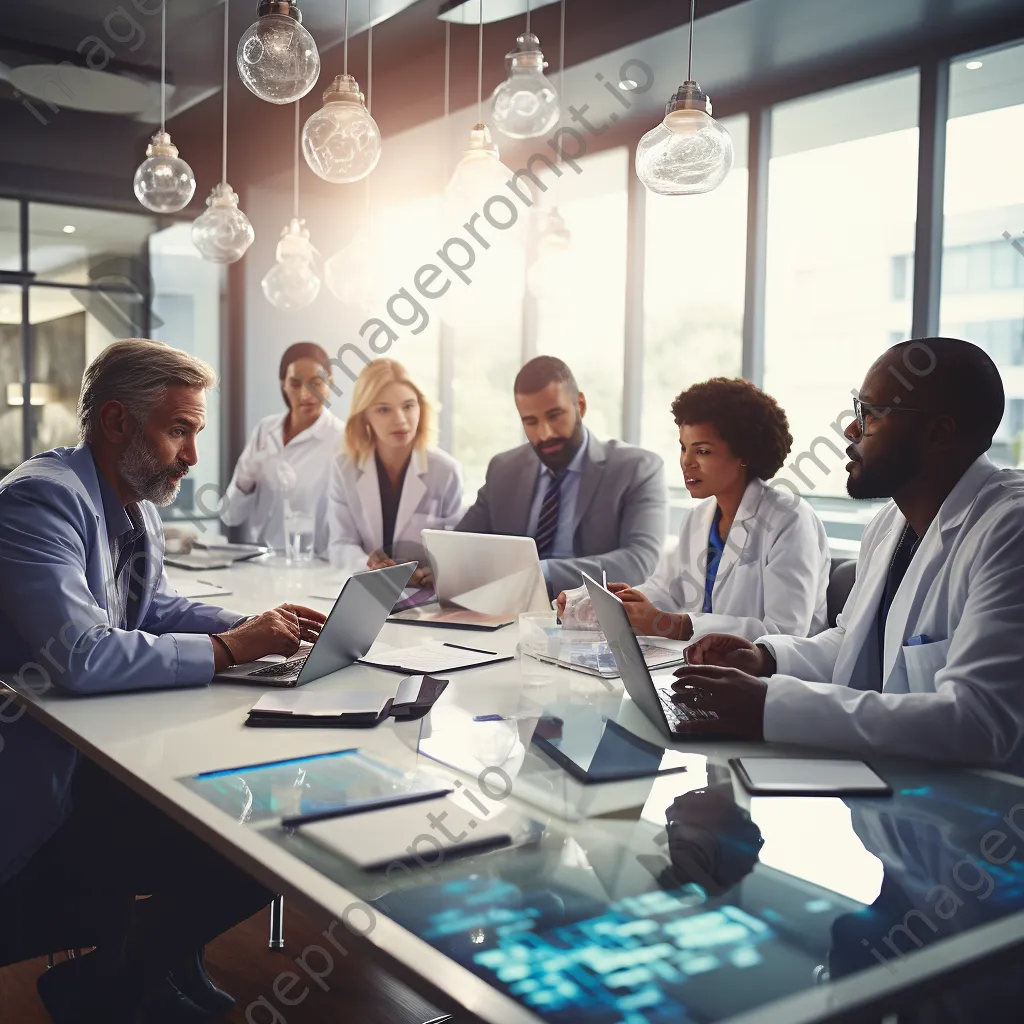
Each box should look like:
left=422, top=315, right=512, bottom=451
left=826, top=558, right=857, bottom=628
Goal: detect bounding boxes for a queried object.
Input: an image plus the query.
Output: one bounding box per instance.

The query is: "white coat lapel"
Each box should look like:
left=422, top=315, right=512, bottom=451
left=714, top=479, right=763, bottom=589
left=880, top=526, right=943, bottom=685
left=393, top=449, right=429, bottom=544
left=880, top=456, right=994, bottom=685
left=833, top=517, right=903, bottom=687
left=680, top=496, right=718, bottom=608
left=354, top=459, right=384, bottom=550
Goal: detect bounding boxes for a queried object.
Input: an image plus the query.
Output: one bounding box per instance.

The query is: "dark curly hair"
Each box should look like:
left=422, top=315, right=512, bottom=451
left=670, top=378, right=793, bottom=481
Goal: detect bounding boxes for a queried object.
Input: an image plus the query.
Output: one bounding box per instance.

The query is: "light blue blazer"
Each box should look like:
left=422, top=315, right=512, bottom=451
left=0, top=444, right=243, bottom=885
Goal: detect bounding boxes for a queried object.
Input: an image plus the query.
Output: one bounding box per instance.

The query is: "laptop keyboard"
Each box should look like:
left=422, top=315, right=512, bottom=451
left=248, top=655, right=309, bottom=679
left=658, top=685, right=719, bottom=726
left=638, top=643, right=685, bottom=664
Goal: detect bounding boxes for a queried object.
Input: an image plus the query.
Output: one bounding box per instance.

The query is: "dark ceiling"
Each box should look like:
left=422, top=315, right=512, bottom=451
left=0, top=0, right=1021, bottom=210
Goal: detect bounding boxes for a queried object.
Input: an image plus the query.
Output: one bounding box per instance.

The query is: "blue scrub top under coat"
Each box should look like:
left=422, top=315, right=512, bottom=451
left=703, top=507, right=726, bottom=613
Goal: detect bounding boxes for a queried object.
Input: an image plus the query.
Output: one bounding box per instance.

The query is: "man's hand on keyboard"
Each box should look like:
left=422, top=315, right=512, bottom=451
left=216, top=604, right=326, bottom=665
left=669, top=665, right=768, bottom=739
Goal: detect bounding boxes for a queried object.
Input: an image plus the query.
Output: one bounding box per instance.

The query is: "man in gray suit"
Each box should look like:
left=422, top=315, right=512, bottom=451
left=456, top=356, right=667, bottom=597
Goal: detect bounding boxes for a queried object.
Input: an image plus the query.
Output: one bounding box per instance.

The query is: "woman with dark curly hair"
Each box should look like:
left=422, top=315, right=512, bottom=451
left=558, top=377, right=829, bottom=642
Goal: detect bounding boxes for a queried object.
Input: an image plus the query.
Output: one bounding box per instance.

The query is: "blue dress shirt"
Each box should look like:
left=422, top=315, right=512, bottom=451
left=703, top=507, right=726, bottom=613
left=526, top=429, right=590, bottom=581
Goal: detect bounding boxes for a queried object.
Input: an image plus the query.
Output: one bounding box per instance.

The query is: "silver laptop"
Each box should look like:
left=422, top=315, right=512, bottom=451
left=581, top=572, right=724, bottom=738
left=388, top=530, right=550, bottom=629
left=214, top=562, right=415, bottom=687
left=530, top=637, right=688, bottom=679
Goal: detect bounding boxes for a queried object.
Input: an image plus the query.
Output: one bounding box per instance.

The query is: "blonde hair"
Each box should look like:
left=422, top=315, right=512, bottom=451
left=78, top=339, right=216, bottom=443
left=344, top=359, right=434, bottom=463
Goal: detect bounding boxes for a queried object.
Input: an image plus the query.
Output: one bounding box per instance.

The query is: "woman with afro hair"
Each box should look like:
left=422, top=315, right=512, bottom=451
left=559, top=378, right=830, bottom=642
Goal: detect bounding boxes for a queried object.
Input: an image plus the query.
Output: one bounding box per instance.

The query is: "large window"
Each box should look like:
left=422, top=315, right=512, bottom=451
left=642, top=116, right=748, bottom=485
left=764, top=72, right=920, bottom=498
left=534, top=147, right=629, bottom=443
left=940, top=40, right=1024, bottom=468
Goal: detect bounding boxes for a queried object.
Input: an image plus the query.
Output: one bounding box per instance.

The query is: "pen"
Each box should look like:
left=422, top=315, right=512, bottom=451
left=443, top=641, right=498, bottom=657
left=602, top=570, right=607, bottom=589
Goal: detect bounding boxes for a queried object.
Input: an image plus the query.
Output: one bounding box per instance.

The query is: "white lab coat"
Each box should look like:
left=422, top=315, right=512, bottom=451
left=220, top=410, right=344, bottom=555
left=636, top=477, right=830, bottom=640
left=327, top=446, right=464, bottom=572
left=760, top=455, right=1024, bottom=772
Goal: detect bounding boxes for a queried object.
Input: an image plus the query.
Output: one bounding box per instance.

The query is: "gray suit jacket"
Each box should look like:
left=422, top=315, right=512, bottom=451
left=456, top=434, right=667, bottom=595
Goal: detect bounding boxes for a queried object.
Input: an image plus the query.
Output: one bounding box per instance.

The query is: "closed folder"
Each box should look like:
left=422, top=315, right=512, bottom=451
left=245, top=675, right=448, bottom=730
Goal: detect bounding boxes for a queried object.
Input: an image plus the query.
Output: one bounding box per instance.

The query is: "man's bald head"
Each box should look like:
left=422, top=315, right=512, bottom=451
left=876, top=338, right=1004, bottom=454
left=845, top=338, right=1005, bottom=501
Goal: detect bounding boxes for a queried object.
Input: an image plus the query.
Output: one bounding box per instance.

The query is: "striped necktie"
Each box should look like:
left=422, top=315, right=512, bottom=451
left=534, top=469, right=564, bottom=559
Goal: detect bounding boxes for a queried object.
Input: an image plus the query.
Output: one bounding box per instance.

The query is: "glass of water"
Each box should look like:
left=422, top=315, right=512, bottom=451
left=283, top=499, right=315, bottom=564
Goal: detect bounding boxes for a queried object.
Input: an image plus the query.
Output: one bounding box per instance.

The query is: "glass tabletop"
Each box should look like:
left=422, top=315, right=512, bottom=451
left=269, top=753, right=1024, bottom=1023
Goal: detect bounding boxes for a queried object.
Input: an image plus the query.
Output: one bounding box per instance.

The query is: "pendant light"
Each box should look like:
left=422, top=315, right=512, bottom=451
left=134, top=2, right=195, bottom=213
left=192, top=0, right=255, bottom=263
left=445, top=1, right=513, bottom=210
left=237, top=0, right=320, bottom=105
left=528, top=0, right=573, bottom=299
left=302, top=0, right=381, bottom=183
left=491, top=0, right=559, bottom=140
left=263, top=103, right=321, bottom=310
left=325, top=2, right=382, bottom=308
left=635, top=0, right=733, bottom=195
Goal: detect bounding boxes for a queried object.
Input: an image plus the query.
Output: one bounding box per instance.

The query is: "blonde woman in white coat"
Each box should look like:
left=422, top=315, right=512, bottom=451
left=221, top=342, right=344, bottom=555
left=327, top=359, right=463, bottom=584
left=558, top=378, right=829, bottom=642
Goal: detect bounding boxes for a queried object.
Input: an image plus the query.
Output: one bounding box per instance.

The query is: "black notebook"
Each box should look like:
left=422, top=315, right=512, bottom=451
left=245, top=674, right=448, bottom=729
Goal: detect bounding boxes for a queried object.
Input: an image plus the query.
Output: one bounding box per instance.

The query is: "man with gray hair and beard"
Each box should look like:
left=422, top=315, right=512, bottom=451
left=0, top=340, right=327, bottom=1023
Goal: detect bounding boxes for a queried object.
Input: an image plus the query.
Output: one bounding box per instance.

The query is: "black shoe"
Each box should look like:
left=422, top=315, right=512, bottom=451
left=168, top=949, right=236, bottom=1016
left=37, top=952, right=138, bottom=1024
left=140, top=975, right=211, bottom=1023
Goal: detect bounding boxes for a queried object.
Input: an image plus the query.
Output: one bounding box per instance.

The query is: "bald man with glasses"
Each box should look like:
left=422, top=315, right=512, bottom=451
left=669, top=338, right=1024, bottom=773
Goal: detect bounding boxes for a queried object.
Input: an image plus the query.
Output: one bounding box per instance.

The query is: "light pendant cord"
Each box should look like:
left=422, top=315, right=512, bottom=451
left=293, top=100, right=299, bottom=220
left=160, top=0, right=166, bottom=130
left=365, top=0, right=373, bottom=216
left=687, top=0, right=695, bottom=81
left=526, top=0, right=531, bottom=35
left=477, top=0, right=483, bottom=124
left=343, top=0, right=350, bottom=75
left=555, top=0, right=565, bottom=176
left=367, top=0, right=373, bottom=115
left=444, top=20, right=450, bottom=180
left=221, top=0, right=229, bottom=183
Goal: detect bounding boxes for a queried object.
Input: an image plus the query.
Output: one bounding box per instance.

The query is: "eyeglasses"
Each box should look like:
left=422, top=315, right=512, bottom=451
left=853, top=396, right=928, bottom=434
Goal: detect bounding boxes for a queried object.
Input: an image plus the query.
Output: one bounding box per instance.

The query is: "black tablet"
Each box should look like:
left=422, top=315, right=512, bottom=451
left=531, top=716, right=690, bottom=784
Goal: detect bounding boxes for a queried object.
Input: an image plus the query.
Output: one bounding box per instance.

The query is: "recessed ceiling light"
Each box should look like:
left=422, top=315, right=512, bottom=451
left=966, top=60, right=984, bottom=70
left=62, top=224, right=76, bottom=234
left=619, top=79, right=638, bottom=91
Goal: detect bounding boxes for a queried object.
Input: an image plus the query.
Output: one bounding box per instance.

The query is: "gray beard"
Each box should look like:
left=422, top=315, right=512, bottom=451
left=119, top=430, right=185, bottom=507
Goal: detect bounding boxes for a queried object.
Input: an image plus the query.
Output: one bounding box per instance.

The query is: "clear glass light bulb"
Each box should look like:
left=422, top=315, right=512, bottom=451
left=133, top=130, right=196, bottom=213
left=237, top=3, right=320, bottom=105
left=445, top=124, right=515, bottom=213
left=491, top=32, right=560, bottom=140
left=302, top=75, right=381, bottom=183
left=191, top=183, right=255, bottom=264
left=325, top=226, right=385, bottom=311
left=527, top=207, right=574, bottom=298
left=262, top=217, right=321, bottom=310
left=636, top=84, right=734, bottom=196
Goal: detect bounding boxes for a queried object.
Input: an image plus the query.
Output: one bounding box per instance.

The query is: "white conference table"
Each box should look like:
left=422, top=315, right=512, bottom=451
left=8, top=555, right=1024, bottom=1024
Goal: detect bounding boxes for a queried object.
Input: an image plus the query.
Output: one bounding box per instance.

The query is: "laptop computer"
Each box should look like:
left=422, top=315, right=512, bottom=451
left=388, top=530, right=550, bottom=631
left=214, top=562, right=416, bottom=687
left=528, top=635, right=689, bottom=679
left=581, top=572, right=727, bottom=739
